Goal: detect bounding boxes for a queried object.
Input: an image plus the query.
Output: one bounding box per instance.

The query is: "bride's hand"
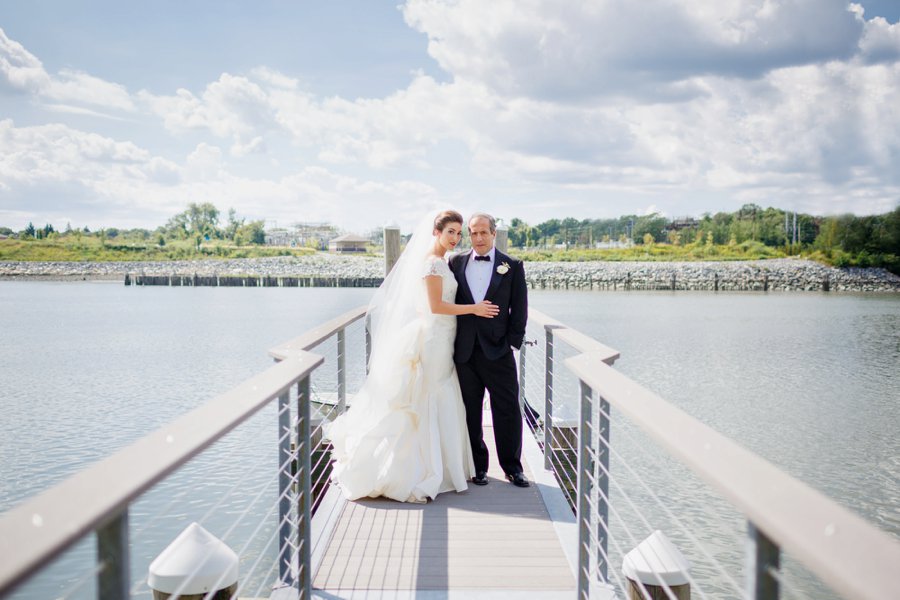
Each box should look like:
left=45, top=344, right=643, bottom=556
left=473, top=300, right=499, bottom=318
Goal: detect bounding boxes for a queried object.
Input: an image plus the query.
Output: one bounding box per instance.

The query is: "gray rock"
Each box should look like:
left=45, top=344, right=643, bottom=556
left=2, top=256, right=898, bottom=292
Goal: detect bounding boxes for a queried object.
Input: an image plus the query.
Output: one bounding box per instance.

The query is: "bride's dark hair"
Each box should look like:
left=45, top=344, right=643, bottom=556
left=434, top=210, right=463, bottom=232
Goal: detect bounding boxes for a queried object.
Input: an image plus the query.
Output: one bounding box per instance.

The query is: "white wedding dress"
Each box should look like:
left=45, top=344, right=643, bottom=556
left=325, top=254, right=475, bottom=502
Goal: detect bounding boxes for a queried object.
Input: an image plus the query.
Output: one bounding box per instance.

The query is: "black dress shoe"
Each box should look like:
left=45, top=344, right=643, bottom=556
left=472, top=471, right=488, bottom=486
left=506, top=472, right=530, bottom=487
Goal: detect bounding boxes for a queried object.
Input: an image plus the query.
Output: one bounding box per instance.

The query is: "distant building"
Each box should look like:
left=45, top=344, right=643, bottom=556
left=265, top=222, right=338, bottom=249
left=328, top=234, right=370, bottom=253
left=264, top=228, right=294, bottom=246
left=665, top=218, right=698, bottom=231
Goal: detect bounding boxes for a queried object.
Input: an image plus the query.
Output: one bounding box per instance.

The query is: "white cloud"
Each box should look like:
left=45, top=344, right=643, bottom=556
left=0, top=28, right=50, bottom=93
left=855, top=7, right=900, bottom=63
left=0, top=119, right=446, bottom=232
left=83, top=4, right=899, bottom=220
left=140, top=73, right=276, bottom=152
left=250, top=66, right=300, bottom=90
left=185, top=143, right=224, bottom=180
left=0, top=119, right=184, bottom=227
left=44, top=69, right=135, bottom=112
left=2, top=2, right=900, bottom=231
left=402, top=0, right=864, bottom=101
left=1, top=27, right=135, bottom=115
left=0, top=119, right=154, bottom=182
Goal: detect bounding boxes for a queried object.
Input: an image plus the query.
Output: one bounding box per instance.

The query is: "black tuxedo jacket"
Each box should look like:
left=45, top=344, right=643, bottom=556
left=449, top=249, right=528, bottom=362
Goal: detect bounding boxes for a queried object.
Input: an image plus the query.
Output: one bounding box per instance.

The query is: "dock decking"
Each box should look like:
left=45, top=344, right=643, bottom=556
left=311, top=421, right=577, bottom=598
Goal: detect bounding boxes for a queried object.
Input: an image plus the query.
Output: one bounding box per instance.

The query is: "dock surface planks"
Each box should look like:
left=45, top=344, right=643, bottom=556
left=313, top=424, right=575, bottom=596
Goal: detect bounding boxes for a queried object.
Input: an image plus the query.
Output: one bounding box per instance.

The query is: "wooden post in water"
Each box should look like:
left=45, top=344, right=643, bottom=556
left=495, top=224, right=509, bottom=253
left=384, top=226, right=401, bottom=275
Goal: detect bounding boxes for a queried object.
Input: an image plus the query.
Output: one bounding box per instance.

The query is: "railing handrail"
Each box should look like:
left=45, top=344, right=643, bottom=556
left=0, top=349, right=324, bottom=596
left=565, top=351, right=900, bottom=600
left=528, top=308, right=620, bottom=364
left=269, top=306, right=367, bottom=360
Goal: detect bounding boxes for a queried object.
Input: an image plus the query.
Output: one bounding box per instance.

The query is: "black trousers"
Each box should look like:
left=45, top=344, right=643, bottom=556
left=455, top=342, right=524, bottom=475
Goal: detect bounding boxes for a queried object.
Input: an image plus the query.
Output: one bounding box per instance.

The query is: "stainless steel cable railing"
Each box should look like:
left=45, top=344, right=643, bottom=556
left=3, top=302, right=899, bottom=600
left=0, top=305, right=367, bottom=600
left=522, top=306, right=900, bottom=600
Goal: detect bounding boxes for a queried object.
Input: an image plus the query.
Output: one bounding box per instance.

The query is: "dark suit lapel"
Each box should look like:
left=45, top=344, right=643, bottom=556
left=453, top=251, right=476, bottom=304
left=484, top=249, right=506, bottom=300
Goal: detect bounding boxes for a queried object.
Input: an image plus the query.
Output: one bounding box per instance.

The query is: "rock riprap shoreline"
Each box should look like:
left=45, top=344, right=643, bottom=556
left=522, top=259, right=900, bottom=292
left=1, top=256, right=898, bottom=292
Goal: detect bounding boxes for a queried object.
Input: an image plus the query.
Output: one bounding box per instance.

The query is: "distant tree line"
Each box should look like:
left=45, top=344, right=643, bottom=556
left=3, top=202, right=897, bottom=272
left=157, top=203, right=266, bottom=247
left=4, top=203, right=267, bottom=249
left=505, top=204, right=899, bottom=272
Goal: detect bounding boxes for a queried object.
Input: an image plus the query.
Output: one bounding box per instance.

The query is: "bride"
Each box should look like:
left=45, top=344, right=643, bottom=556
left=325, top=209, right=499, bottom=502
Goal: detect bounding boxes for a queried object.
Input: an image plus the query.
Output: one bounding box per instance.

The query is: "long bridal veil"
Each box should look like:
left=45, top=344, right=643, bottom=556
left=324, top=210, right=448, bottom=501
left=365, top=210, right=440, bottom=380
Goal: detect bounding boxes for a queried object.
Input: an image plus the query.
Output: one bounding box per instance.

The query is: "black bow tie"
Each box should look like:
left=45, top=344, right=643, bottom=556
left=474, top=255, right=491, bottom=262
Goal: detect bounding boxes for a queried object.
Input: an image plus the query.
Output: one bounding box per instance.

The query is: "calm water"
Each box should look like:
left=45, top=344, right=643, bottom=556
left=530, top=290, right=900, bottom=598
left=1, top=282, right=897, bottom=598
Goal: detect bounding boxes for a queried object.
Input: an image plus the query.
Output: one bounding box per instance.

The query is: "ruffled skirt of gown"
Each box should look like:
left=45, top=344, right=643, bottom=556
left=324, top=314, right=475, bottom=502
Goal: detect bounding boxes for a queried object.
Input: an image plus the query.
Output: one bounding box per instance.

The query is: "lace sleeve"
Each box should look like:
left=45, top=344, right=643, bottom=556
left=422, top=257, right=443, bottom=278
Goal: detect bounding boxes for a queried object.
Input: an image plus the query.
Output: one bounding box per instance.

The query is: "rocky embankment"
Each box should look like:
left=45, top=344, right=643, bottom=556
left=522, top=259, right=900, bottom=292
left=1, top=256, right=898, bottom=292
left=0, top=255, right=383, bottom=281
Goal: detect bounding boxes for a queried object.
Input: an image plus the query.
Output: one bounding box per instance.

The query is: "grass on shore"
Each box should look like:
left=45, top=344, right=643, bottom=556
left=0, top=237, right=315, bottom=261
left=5, top=236, right=895, bottom=273
left=510, top=240, right=785, bottom=262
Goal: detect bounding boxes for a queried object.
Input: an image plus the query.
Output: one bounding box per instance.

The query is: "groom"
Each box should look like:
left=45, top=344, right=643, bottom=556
left=450, top=213, right=530, bottom=488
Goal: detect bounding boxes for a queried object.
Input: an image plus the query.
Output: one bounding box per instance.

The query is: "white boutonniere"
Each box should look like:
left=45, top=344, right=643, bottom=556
left=496, top=262, right=510, bottom=275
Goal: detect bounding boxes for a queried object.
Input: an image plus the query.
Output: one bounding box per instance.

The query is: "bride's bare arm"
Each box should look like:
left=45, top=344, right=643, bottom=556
left=425, top=275, right=499, bottom=318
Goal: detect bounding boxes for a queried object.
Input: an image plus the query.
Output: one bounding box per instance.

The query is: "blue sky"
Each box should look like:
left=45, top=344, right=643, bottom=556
left=2, top=1, right=899, bottom=233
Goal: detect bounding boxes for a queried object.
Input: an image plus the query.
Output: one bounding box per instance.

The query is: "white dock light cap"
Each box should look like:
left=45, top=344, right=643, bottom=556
left=148, top=522, right=238, bottom=594
left=622, top=530, right=691, bottom=586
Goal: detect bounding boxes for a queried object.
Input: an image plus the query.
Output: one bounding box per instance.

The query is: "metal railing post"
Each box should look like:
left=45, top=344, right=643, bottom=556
left=576, top=379, right=594, bottom=598
left=365, top=314, right=372, bottom=374
left=337, top=328, right=346, bottom=413
left=747, top=522, right=780, bottom=600
left=277, top=388, right=293, bottom=585
left=296, top=376, right=312, bottom=600
left=597, top=392, right=610, bottom=583
left=517, top=342, right=527, bottom=413
left=97, top=510, right=129, bottom=600
left=544, top=325, right=555, bottom=470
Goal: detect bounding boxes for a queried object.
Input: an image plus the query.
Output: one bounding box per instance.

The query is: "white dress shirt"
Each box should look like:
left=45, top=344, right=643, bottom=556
left=465, top=247, right=496, bottom=303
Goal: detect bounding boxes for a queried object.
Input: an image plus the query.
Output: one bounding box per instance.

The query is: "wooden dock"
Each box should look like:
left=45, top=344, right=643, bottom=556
left=310, top=420, right=579, bottom=598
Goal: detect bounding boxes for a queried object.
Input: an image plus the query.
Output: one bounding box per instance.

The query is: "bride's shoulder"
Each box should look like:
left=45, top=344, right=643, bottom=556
left=422, top=254, right=447, bottom=277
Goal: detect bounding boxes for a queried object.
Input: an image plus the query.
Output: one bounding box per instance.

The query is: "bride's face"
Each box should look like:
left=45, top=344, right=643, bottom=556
left=435, top=223, right=462, bottom=252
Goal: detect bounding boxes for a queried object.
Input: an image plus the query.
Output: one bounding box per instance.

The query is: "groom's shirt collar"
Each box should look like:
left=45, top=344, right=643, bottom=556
left=469, top=246, right=496, bottom=263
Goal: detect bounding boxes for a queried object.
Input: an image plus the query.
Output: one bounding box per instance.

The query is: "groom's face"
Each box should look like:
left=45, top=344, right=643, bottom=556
left=468, top=217, right=495, bottom=255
